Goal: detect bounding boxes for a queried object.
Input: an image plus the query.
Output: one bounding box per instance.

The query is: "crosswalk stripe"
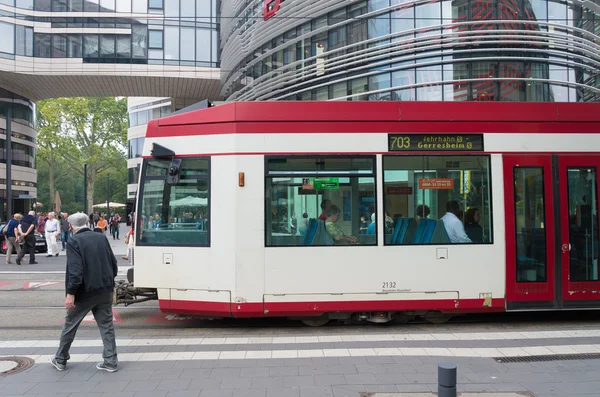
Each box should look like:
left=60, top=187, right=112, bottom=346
left=10, top=344, right=600, bottom=364
left=1, top=329, right=599, bottom=348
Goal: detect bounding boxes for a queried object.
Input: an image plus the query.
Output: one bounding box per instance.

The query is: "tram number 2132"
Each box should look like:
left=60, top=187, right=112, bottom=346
left=382, top=282, right=397, bottom=289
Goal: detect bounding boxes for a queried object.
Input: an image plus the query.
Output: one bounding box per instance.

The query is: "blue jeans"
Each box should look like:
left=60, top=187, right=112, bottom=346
left=61, top=230, right=71, bottom=249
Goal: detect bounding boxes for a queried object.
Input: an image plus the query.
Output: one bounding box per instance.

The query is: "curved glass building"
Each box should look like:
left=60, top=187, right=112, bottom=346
left=0, top=0, right=220, bottom=218
left=221, top=0, right=599, bottom=102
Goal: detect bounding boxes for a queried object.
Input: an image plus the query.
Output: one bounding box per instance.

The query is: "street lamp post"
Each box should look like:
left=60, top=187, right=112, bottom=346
left=106, top=173, right=110, bottom=219
left=83, top=164, right=88, bottom=214
left=6, top=105, right=12, bottom=221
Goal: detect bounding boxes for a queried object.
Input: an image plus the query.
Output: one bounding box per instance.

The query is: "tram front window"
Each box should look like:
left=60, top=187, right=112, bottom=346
left=265, top=156, right=377, bottom=247
left=383, top=155, right=492, bottom=245
left=137, top=158, right=210, bottom=246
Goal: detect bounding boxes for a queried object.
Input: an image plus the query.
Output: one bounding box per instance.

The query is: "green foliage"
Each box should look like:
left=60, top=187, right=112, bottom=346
left=36, top=97, right=128, bottom=212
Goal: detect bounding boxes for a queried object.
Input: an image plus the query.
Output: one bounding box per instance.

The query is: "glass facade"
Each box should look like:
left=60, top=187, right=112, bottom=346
left=221, top=0, right=600, bottom=102
left=0, top=0, right=219, bottom=67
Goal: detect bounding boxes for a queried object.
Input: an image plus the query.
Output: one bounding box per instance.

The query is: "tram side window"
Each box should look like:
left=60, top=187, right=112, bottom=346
left=383, top=156, right=492, bottom=245
left=265, top=156, right=377, bottom=247
left=137, top=158, right=210, bottom=246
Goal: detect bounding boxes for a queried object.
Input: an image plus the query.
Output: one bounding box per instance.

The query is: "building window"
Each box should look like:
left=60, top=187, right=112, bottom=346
left=128, top=137, right=145, bottom=158
left=16, top=26, right=33, bottom=57
left=149, top=30, right=163, bottom=49
left=132, top=25, right=147, bottom=58
left=265, top=156, right=377, bottom=247
left=138, top=158, right=210, bottom=247
left=0, top=22, right=14, bottom=55
left=117, top=36, right=131, bottom=58
left=67, top=34, right=82, bottom=57
left=128, top=165, right=141, bottom=184
left=383, top=155, right=492, bottom=245
left=164, top=26, right=179, bottom=60
left=149, top=0, right=163, bottom=9
left=34, top=33, right=51, bottom=58
left=52, top=35, right=67, bottom=58
left=35, top=0, right=51, bottom=11
left=100, top=35, right=115, bottom=58
left=196, top=28, right=210, bottom=62
left=180, top=27, right=195, bottom=61
left=16, top=0, right=34, bottom=9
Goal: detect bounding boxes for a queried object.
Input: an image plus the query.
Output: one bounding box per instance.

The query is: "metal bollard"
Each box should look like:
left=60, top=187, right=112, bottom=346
left=438, top=363, right=457, bottom=397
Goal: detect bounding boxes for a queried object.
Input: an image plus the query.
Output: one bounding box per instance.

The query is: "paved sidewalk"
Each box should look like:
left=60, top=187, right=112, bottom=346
left=1, top=326, right=600, bottom=396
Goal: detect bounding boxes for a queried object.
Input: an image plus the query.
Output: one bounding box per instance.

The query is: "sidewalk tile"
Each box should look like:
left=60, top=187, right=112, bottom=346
left=298, top=386, right=334, bottom=397
left=344, top=374, right=378, bottom=385
left=91, top=380, right=130, bottom=392
left=220, top=377, right=253, bottom=389
left=231, top=389, right=266, bottom=397
left=240, top=367, right=269, bottom=378
left=314, top=375, right=346, bottom=386
left=187, top=378, right=222, bottom=390
left=124, top=379, right=161, bottom=392
left=283, top=376, right=314, bottom=387
left=166, top=391, right=200, bottom=397
left=200, top=391, right=234, bottom=397
left=266, top=387, right=299, bottom=397
left=251, top=377, right=284, bottom=388
left=180, top=368, right=212, bottom=379
left=157, top=379, right=192, bottom=391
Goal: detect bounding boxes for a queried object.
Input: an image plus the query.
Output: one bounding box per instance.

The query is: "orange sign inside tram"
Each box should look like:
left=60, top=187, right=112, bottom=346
left=418, top=178, right=454, bottom=190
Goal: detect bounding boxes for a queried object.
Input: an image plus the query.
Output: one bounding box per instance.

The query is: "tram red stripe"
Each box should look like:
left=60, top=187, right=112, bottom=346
left=158, top=298, right=506, bottom=318
left=145, top=121, right=600, bottom=138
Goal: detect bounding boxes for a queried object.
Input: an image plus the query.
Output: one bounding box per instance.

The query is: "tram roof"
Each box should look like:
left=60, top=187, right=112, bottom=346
left=146, top=101, right=600, bottom=138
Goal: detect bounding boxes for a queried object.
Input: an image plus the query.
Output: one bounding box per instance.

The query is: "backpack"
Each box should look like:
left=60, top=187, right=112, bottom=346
left=1, top=222, right=9, bottom=235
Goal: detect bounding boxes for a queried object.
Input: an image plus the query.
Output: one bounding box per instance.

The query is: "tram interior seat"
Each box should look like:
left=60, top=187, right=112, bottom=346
left=302, top=219, right=333, bottom=246
left=388, top=218, right=450, bottom=245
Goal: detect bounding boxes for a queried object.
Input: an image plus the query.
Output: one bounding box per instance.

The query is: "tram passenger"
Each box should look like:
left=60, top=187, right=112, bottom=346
left=325, top=205, right=358, bottom=244
left=366, top=213, right=375, bottom=235
left=153, top=214, right=162, bottom=229
left=464, top=207, right=483, bottom=243
left=359, top=216, right=369, bottom=234
left=441, top=201, right=472, bottom=243
left=416, top=204, right=430, bottom=224
left=318, top=199, right=332, bottom=221
left=298, top=213, right=309, bottom=235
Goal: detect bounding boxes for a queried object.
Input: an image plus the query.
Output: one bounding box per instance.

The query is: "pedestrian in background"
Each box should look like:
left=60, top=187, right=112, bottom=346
left=45, top=212, right=60, bottom=257
left=97, top=216, right=108, bottom=234
left=16, top=211, right=38, bottom=266
left=52, top=213, right=119, bottom=373
left=60, top=212, right=70, bottom=251
left=4, top=213, right=22, bottom=264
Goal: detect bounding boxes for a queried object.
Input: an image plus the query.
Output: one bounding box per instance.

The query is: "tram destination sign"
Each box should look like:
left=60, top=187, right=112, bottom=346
left=388, top=134, right=484, bottom=152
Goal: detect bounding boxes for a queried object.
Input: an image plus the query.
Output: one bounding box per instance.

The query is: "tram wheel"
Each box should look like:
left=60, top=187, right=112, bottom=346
left=424, top=312, right=453, bottom=324
left=301, top=317, right=330, bottom=327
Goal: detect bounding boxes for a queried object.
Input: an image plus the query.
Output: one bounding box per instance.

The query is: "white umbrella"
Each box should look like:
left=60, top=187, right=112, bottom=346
left=169, top=196, right=207, bottom=207
left=93, top=202, right=126, bottom=208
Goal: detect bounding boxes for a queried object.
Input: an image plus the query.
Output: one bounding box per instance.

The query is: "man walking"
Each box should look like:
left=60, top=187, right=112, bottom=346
left=60, top=212, right=70, bottom=251
left=16, top=211, right=38, bottom=266
left=4, top=213, right=21, bottom=264
left=51, top=213, right=119, bottom=373
left=45, top=212, right=60, bottom=257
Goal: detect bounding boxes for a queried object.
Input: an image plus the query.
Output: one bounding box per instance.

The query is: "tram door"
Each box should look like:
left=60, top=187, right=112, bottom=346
left=504, top=155, right=600, bottom=310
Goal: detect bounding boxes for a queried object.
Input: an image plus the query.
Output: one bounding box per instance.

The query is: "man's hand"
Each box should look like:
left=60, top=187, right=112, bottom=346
left=65, top=294, right=76, bottom=310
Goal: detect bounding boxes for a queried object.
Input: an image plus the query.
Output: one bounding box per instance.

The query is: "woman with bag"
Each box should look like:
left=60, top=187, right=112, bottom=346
left=123, top=222, right=134, bottom=263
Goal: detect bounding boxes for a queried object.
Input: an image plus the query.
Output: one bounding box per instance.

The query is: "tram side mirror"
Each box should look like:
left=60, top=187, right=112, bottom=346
left=167, top=158, right=183, bottom=185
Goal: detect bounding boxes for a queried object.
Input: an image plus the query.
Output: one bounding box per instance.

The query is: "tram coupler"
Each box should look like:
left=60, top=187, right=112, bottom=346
left=113, top=280, right=158, bottom=307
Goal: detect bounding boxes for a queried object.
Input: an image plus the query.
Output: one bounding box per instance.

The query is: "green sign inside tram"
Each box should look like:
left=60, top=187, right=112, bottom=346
left=313, top=178, right=340, bottom=190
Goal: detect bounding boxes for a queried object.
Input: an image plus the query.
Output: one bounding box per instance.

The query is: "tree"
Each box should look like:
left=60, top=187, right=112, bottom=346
left=36, top=97, right=128, bottom=212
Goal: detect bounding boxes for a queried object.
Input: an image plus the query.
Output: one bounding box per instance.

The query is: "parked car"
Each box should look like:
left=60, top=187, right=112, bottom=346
left=0, top=223, right=48, bottom=254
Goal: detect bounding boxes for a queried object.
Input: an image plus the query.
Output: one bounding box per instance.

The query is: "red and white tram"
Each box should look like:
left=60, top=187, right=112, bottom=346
left=128, top=102, right=600, bottom=325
